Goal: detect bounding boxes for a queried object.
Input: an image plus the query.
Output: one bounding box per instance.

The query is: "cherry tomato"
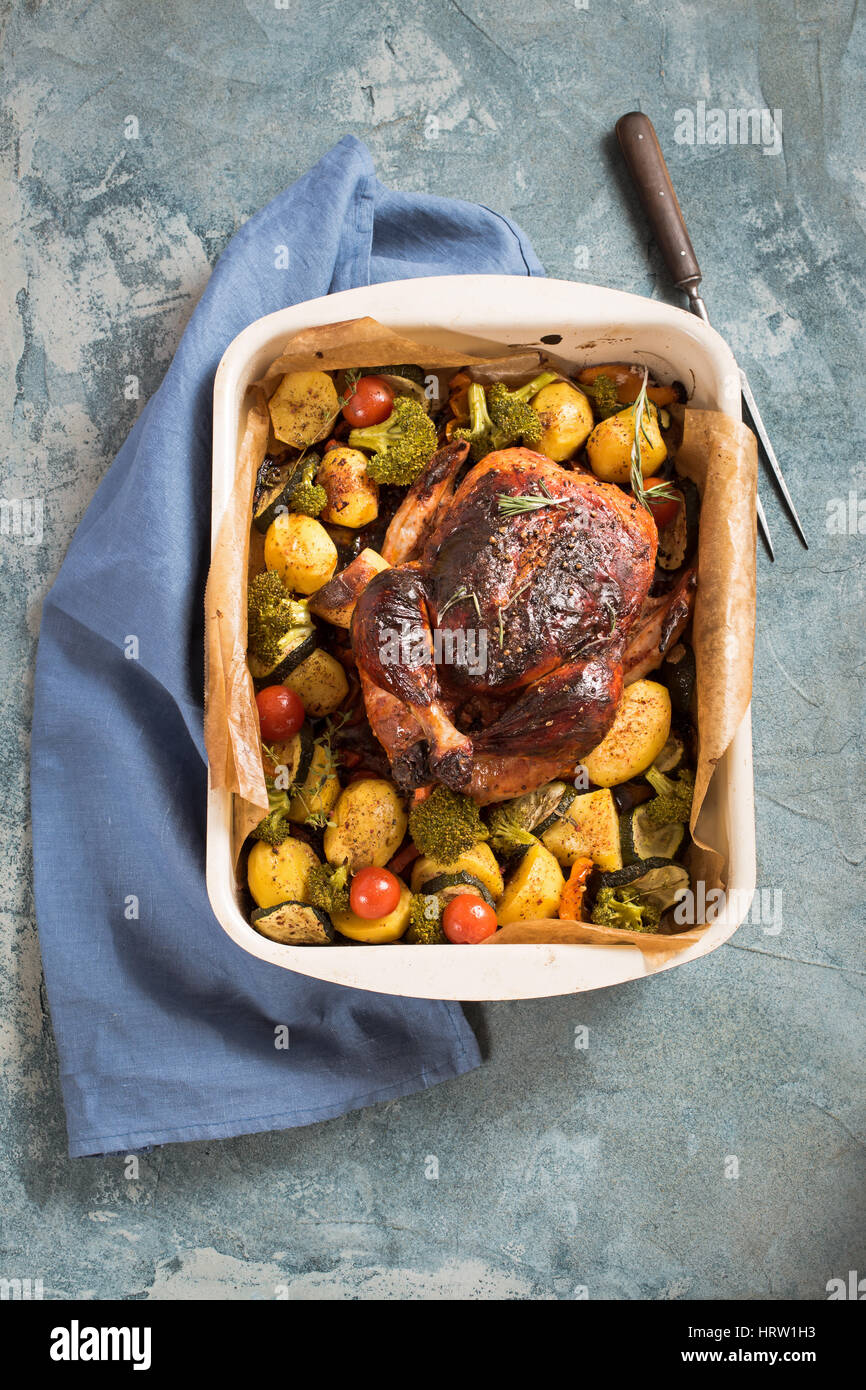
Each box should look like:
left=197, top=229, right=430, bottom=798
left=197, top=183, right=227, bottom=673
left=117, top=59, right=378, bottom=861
left=256, top=685, right=305, bottom=742
left=342, top=375, right=394, bottom=427
left=645, top=480, right=681, bottom=529
left=350, top=866, right=401, bottom=920
left=442, top=894, right=498, bottom=944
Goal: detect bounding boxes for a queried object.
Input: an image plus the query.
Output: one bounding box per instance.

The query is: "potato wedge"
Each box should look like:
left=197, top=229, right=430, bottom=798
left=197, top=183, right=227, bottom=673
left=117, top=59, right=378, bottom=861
left=309, top=548, right=390, bottom=629
left=496, top=841, right=564, bottom=925
left=411, top=842, right=504, bottom=902
left=324, top=778, right=407, bottom=871
left=264, top=512, right=338, bottom=594
left=247, top=837, right=320, bottom=910
left=541, top=788, right=622, bottom=872
left=317, top=446, right=379, bottom=528
left=332, top=880, right=412, bottom=943
left=268, top=370, right=340, bottom=448
left=582, top=680, right=671, bottom=787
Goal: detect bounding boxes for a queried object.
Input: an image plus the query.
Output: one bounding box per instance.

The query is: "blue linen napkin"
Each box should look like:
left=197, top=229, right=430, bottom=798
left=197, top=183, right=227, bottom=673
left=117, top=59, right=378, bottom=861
left=30, top=135, right=545, bottom=1157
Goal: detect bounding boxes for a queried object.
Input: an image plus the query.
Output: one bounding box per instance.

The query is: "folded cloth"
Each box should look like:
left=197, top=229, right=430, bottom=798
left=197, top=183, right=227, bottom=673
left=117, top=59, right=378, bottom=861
left=30, top=135, right=545, bottom=1158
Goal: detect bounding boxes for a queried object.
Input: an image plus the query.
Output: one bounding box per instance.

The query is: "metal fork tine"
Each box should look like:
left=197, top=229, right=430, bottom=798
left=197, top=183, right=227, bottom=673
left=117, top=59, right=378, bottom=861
left=739, top=369, right=809, bottom=549
left=756, top=493, right=775, bottom=561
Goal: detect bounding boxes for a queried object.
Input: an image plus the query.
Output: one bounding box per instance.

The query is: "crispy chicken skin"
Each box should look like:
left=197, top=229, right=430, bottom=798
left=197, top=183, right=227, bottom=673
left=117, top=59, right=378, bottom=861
left=352, top=446, right=686, bottom=802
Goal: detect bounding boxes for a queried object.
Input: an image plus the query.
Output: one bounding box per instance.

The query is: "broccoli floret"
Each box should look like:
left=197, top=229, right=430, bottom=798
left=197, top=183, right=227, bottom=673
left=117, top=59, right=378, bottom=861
left=583, top=372, right=622, bottom=420
left=405, top=893, right=447, bottom=944
left=486, top=803, right=538, bottom=857
left=591, top=886, right=661, bottom=933
left=252, top=779, right=295, bottom=846
left=644, top=766, right=695, bottom=826
left=453, top=372, right=558, bottom=460
left=408, top=785, right=487, bottom=861
left=307, top=862, right=350, bottom=915
left=247, top=572, right=311, bottom=667
left=348, top=396, right=437, bottom=485
left=286, top=456, right=327, bottom=517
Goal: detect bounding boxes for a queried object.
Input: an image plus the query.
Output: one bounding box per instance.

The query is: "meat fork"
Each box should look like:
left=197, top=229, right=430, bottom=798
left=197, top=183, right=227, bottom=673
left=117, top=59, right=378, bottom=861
left=615, top=111, right=809, bottom=560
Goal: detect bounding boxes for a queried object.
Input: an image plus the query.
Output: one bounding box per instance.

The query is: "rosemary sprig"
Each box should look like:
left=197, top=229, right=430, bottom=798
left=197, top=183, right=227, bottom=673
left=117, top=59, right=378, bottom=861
left=439, top=584, right=482, bottom=622
left=497, top=481, right=569, bottom=516
left=629, top=368, right=680, bottom=512
left=497, top=581, right=531, bottom=649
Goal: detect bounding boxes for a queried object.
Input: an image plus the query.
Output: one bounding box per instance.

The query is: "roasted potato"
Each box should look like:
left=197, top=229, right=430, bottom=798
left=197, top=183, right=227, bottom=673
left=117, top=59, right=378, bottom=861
left=268, top=370, right=340, bottom=448
left=247, top=836, right=320, bottom=910
left=324, top=778, right=407, bottom=871
left=264, top=512, right=338, bottom=594
left=331, top=879, right=412, bottom=943
left=309, top=548, right=390, bottom=629
left=531, top=381, right=594, bottom=460
left=411, top=842, right=504, bottom=902
left=586, top=401, right=667, bottom=484
left=496, top=841, right=564, bottom=924
left=288, top=741, right=341, bottom=825
left=317, top=446, right=379, bottom=529
left=283, top=648, right=349, bottom=717
left=582, top=680, right=671, bottom=787
left=541, top=788, right=622, bottom=872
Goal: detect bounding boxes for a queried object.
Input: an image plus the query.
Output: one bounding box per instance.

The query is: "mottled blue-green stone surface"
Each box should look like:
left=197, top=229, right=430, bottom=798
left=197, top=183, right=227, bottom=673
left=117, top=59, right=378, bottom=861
left=2, top=0, right=863, bottom=1299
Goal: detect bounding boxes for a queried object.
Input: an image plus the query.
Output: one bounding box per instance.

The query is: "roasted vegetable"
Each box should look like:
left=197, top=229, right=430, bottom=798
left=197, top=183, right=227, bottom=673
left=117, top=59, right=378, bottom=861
left=661, top=643, right=696, bottom=716
left=308, top=548, right=390, bottom=629
left=619, top=803, right=685, bottom=864
left=558, top=857, right=593, bottom=921
left=586, top=399, right=667, bottom=485
left=497, top=840, right=565, bottom=924
left=582, top=680, right=671, bottom=787
left=347, top=396, right=437, bottom=485
left=287, top=740, right=341, bottom=827
left=247, top=572, right=314, bottom=672
left=408, top=785, right=487, bottom=862
left=268, top=370, right=340, bottom=448
left=331, top=879, right=412, bottom=942
left=486, top=781, right=575, bottom=856
left=453, top=372, right=557, bottom=460
left=306, top=861, right=350, bottom=915
left=405, top=893, right=447, bottom=944
left=420, top=870, right=496, bottom=908
left=411, top=842, right=503, bottom=902
left=540, top=788, right=622, bottom=872
left=251, top=779, right=297, bottom=845
left=590, top=885, right=661, bottom=933
left=247, top=836, right=319, bottom=910
left=282, top=648, right=349, bottom=717
left=656, top=479, right=700, bottom=571
left=644, top=765, right=695, bottom=826
left=324, top=778, right=408, bottom=870
left=284, top=456, right=327, bottom=518
left=531, top=380, right=594, bottom=460
left=250, top=901, right=335, bottom=945
left=577, top=363, right=679, bottom=411
left=590, top=858, right=689, bottom=914
left=317, top=446, right=379, bottom=528
left=264, top=512, right=338, bottom=594
left=581, top=371, right=621, bottom=420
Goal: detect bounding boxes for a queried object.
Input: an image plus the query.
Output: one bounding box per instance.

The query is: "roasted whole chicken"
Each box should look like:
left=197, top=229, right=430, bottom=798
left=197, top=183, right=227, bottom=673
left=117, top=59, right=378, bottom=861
left=351, top=442, right=694, bottom=803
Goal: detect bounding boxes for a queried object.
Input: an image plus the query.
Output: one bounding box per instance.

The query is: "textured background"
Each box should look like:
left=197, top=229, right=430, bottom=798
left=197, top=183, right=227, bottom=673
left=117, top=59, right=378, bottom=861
left=2, top=0, right=864, bottom=1299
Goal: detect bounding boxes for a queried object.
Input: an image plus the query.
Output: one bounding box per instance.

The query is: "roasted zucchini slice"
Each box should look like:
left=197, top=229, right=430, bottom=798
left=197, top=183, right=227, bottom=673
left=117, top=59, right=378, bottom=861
left=248, top=628, right=317, bottom=687
left=590, top=859, right=690, bottom=913
left=253, top=459, right=298, bottom=534
left=619, top=805, right=685, bottom=865
left=263, top=724, right=316, bottom=788
left=653, top=733, right=686, bottom=775
left=421, top=871, right=496, bottom=909
left=250, top=900, right=334, bottom=945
